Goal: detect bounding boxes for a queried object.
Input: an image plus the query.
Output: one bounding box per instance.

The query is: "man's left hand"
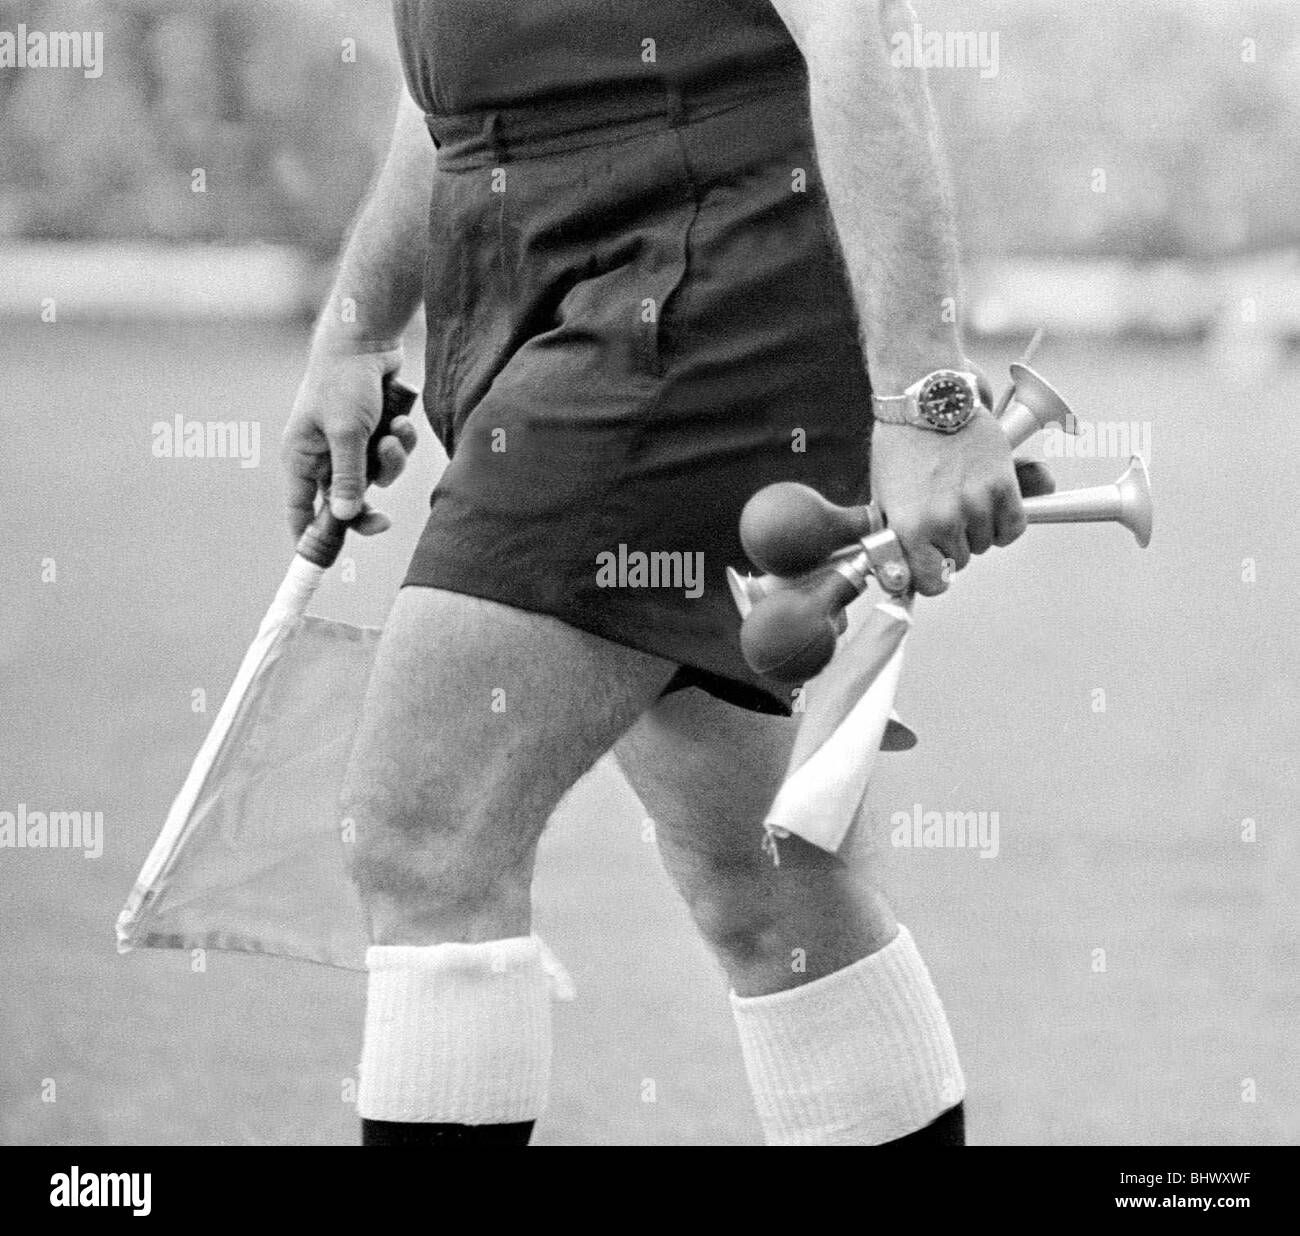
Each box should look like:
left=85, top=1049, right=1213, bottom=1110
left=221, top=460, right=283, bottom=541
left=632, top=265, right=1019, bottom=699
left=869, top=363, right=1053, bottom=596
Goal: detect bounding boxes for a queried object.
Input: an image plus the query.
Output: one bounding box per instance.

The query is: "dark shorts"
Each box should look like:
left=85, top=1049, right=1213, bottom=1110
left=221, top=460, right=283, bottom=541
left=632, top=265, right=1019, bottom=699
left=404, top=65, right=873, bottom=715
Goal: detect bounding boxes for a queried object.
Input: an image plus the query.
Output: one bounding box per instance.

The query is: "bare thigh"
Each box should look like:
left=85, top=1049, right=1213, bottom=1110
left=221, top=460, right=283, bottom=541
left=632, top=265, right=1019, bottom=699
left=614, top=688, right=896, bottom=996
left=343, top=586, right=677, bottom=945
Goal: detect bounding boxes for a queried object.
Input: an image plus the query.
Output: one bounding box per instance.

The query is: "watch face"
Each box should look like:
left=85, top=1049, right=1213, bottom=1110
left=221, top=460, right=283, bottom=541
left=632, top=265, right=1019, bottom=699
left=917, top=371, right=976, bottom=432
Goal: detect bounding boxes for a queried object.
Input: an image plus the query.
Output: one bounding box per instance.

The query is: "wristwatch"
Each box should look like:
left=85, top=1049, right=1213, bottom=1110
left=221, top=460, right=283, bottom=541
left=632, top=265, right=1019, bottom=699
left=871, top=368, right=981, bottom=434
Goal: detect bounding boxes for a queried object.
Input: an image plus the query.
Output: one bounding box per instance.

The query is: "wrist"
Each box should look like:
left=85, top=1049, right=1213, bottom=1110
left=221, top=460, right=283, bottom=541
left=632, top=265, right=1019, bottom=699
left=870, top=341, right=967, bottom=398
left=310, top=322, right=406, bottom=362
left=310, top=289, right=413, bottom=360
left=872, top=361, right=986, bottom=434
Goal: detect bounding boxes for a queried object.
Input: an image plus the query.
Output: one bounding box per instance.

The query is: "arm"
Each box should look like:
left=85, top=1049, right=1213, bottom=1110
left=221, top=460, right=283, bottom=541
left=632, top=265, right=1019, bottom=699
left=312, top=87, right=431, bottom=356
left=769, top=0, right=1024, bottom=594
left=281, top=88, right=433, bottom=536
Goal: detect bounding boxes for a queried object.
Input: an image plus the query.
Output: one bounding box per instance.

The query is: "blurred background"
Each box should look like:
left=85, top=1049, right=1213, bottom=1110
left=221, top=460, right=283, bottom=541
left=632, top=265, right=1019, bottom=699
left=2, top=0, right=1298, bottom=331
left=0, top=0, right=1296, bottom=1146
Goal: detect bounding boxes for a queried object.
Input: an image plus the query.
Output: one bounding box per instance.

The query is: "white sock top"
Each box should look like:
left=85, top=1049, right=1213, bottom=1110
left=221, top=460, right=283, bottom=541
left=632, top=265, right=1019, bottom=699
left=730, top=924, right=966, bottom=1145
left=357, top=934, right=571, bottom=1125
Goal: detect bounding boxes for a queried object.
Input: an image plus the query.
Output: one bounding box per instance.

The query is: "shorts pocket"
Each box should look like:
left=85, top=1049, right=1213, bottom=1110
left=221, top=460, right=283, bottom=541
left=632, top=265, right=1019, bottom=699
left=636, top=196, right=698, bottom=381
left=421, top=175, right=472, bottom=452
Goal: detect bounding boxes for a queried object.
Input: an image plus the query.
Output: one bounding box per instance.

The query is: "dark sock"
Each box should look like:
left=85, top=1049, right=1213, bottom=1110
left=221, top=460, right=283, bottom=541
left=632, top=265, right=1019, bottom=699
left=361, top=1118, right=535, bottom=1147
left=883, top=1102, right=966, bottom=1146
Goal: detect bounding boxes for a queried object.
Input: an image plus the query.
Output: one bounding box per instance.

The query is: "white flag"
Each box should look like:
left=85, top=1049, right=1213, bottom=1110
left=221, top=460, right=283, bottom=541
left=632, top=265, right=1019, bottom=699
left=763, top=593, right=913, bottom=854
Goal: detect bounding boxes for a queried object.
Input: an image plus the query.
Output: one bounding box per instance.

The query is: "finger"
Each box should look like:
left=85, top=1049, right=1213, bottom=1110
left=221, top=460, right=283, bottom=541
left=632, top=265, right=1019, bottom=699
left=928, top=507, right=971, bottom=574
left=1014, top=459, right=1056, bottom=498
left=964, top=493, right=996, bottom=556
left=905, top=542, right=953, bottom=597
left=992, top=481, right=1027, bottom=547
left=932, top=529, right=970, bottom=575
left=370, top=435, right=409, bottom=488
left=325, top=425, right=368, bottom=520
left=283, top=451, right=327, bottom=539
left=285, top=473, right=318, bottom=539
left=390, top=415, right=418, bottom=454
left=891, top=507, right=961, bottom=595
left=888, top=516, right=951, bottom=596
left=281, top=421, right=328, bottom=538
left=352, top=506, right=392, bottom=537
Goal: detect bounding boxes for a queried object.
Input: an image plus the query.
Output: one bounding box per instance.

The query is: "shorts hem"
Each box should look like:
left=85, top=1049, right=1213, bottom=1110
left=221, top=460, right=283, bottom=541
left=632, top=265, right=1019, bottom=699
left=398, top=567, right=792, bottom=718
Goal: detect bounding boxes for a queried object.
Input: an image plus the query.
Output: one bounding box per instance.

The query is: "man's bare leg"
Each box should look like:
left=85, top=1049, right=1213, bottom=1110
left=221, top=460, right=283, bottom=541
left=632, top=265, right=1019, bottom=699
left=615, top=688, right=967, bottom=1145
left=342, top=586, right=676, bottom=1143
left=614, top=689, right=896, bottom=997
left=342, top=587, right=963, bottom=1145
left=345, top=588, right=675, bottom=943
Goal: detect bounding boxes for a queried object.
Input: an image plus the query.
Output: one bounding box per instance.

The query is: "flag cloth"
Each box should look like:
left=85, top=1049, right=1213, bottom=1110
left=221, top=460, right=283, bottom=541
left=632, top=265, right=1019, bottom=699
left=763, top=593, right=914, bottom=854
left=118, top=569, right=914, bottom=969
left=116, top=558, right=376, bottom=971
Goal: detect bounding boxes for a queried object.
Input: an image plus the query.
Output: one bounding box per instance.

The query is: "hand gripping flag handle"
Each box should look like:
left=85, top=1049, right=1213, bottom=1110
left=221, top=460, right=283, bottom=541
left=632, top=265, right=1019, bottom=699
left=295, top=376, right=419, bottom=569
left=115, top=375, right=417, bottom=956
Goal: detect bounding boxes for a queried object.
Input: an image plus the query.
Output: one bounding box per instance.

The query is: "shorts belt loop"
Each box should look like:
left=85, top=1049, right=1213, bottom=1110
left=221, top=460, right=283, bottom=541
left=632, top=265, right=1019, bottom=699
left=663, top=81, right=686, bottom=128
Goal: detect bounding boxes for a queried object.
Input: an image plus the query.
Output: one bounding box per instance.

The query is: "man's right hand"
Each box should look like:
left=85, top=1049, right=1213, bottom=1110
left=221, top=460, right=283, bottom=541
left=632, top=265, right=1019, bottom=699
left=281, top=342, right=419, bottom=540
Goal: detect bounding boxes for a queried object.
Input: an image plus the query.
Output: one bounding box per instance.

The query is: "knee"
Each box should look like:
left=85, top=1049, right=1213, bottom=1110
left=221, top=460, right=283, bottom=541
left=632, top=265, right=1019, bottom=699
left=341, top=777, right=531, bottom=943
left=678, top=864, right=786, bottom=973
left=671, top=844, right=885, bottom=991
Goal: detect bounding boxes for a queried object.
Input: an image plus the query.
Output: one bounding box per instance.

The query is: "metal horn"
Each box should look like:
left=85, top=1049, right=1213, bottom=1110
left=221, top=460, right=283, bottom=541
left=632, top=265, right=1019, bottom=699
left=1022, top=454, right=1153, bottom=547
left=727, top=455, right=1154, bottom=622
left=740, top=362, right=1081, bottom=581
left=999, top=362, right=1077, bottom=446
